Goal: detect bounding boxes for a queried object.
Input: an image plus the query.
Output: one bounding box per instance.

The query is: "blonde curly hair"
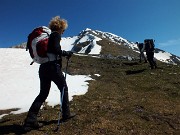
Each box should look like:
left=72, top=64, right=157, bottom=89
left=48, top=16, right=68, bottom=31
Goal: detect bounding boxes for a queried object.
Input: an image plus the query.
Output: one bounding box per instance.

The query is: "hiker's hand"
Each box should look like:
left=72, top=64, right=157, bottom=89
left=64, top=51, right=73, bottom=59
left=67, top=51, right=73, bottom=58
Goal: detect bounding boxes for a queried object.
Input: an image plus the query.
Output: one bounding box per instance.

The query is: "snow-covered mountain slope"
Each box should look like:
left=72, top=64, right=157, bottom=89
left=12, top=28, right=180, bottom=65
left=59, top=28, right=180, bottom=65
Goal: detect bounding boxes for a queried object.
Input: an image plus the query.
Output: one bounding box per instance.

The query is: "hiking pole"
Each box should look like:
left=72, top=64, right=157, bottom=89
left=54, top=58, right=69, bottom=132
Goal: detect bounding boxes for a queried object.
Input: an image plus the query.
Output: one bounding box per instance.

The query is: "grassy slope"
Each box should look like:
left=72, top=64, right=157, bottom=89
left=0, top=41, right=180, bottom=135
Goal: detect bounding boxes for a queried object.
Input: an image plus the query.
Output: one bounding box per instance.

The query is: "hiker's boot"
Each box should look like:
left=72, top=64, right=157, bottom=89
left=61, top=88, right=76, bottom=122
left=23, top=113, right=43, bottom=131
left=61, top=103, right=76, bottom=122
left=154, top=62, right=157, bottom=69
left=62, top=113, right=76, bottom=122
left=23, top=119, right=43, bottom=131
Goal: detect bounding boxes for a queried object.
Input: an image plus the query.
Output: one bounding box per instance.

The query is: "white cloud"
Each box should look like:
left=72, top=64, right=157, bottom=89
left=159, top=38, right=180, bottom=47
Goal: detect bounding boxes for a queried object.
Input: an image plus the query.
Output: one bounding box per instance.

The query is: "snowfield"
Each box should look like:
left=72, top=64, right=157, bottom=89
left=0, top=48, right=96, bottom=119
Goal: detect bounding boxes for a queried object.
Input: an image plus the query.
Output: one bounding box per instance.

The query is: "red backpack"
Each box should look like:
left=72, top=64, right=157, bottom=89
left=26, top=26, right=51, bottom=64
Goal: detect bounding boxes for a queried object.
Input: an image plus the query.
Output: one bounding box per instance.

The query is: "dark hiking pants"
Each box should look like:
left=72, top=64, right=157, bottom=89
left=146, top=51, right=157, bottom=69
left=26, top=62, right=70, bottom=122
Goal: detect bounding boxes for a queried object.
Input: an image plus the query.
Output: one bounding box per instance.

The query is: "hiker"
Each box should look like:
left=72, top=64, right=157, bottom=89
left=136, top=42, right=147, bottom=63
left=23, top=16, right=75, bottom=130
left=144, top=39, right=157, bottom=69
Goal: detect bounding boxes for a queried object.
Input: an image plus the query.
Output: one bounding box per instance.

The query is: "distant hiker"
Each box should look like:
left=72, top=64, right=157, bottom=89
left=136, top=42, right=147, bottom=63
left=144, top=39, right=157, bottom=69
left=23, top=16, right=75, bottom=131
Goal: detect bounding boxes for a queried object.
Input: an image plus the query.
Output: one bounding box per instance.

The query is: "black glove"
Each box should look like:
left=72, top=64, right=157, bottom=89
left=62, top=51, right=73, bottom=59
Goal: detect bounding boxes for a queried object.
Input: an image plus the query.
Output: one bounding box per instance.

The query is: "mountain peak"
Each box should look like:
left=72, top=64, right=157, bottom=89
left=11, top=28, right=180, bottom=65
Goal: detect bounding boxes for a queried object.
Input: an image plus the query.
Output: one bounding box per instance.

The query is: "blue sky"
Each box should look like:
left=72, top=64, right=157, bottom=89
left=0, top=0, right=180, bottom=56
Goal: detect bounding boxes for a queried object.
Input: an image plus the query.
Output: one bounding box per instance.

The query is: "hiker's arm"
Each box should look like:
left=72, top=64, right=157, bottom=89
left=53, top=33, right=73, bottom=58
left=51, top=32, right=63, bottom=56
left=141, top=44, right=145, bottom=52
